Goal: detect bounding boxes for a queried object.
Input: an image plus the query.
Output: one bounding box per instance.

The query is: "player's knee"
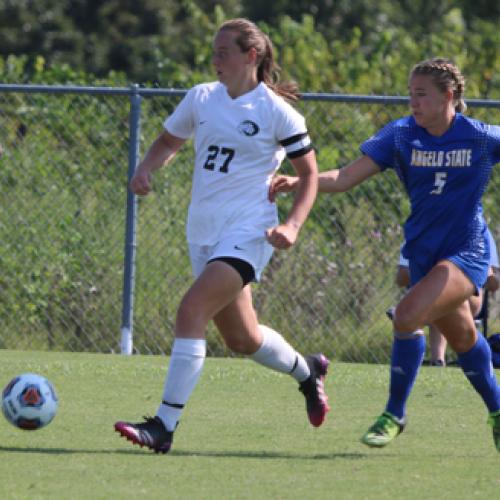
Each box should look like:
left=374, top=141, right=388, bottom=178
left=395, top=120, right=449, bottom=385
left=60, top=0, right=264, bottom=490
left=392, top=305, right=421, bottom=333
left=224, top=335, right=256, bottom=355
left=176, top=295, right=208, bottom=331
left=447, top=328, right=477, bottom=353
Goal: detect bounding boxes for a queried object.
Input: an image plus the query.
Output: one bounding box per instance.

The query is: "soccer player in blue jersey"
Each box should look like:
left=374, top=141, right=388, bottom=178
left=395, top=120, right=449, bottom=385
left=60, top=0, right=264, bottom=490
left=270, top=58, right=500, bottom=451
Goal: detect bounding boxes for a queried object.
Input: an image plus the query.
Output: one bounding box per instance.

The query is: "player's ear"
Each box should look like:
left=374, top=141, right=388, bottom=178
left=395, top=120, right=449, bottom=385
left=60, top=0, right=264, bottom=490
left=444, top=87, right=454, bottom=104
left=246, top=46, right=258, bottom=64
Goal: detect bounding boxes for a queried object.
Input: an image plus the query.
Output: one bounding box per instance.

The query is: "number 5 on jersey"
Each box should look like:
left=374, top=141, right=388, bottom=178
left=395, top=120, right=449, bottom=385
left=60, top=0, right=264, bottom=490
left=430, top=172, right=447, bottom=195
left=203, top=145, right=235, bottom=173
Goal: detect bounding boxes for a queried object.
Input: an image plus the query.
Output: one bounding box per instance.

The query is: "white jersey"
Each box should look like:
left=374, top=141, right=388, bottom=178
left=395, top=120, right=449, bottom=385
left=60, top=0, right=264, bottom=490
left=164, top=81, right=312, bottom=245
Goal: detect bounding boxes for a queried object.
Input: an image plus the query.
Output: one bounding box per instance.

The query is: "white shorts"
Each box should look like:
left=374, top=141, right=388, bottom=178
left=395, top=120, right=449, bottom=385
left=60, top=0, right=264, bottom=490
left=188, top=235, right=274, bottom=282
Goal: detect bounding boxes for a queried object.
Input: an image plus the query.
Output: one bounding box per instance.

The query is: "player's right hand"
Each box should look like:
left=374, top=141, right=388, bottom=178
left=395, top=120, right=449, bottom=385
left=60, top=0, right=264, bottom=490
left=268, top=175, right=299, bottom=202
left=265, top=222, right=299, bottom=250
left=129, top=169, right=152, bottom=196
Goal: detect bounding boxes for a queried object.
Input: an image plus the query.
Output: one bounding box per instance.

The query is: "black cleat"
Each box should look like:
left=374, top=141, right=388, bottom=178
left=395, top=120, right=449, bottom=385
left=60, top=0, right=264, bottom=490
left=115, top=416, right=174, bottom=454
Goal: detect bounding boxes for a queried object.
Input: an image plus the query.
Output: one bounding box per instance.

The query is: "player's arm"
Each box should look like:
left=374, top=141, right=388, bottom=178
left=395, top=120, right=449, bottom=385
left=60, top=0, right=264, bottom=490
left=396, top=265, right=411, bottom=288
left=486, top=267, right=500, bottom=293
left=130, top=131, right=186, bottom=196
left=269, top=155, right=380, bottom=200
left=317, top=155, right=380, bottom=192
left=266, top=149, right=318, bottom=250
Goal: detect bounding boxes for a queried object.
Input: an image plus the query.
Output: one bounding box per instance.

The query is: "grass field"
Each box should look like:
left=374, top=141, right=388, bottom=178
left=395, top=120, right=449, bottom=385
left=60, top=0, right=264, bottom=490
left=1, top=349, right=499, bottom=499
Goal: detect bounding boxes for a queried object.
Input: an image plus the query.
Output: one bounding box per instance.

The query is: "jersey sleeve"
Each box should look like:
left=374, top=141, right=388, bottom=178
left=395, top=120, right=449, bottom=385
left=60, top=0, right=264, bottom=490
left=487, top=124, right=500, bottom=165
left=163, top=87, right=197, bottom=139
left=274, top=102, right=313, bottom=159
left=360, top=121, right=397, bottom=171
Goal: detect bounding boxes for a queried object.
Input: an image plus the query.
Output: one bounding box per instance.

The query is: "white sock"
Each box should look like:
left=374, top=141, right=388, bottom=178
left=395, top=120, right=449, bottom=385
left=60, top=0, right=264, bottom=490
left=250, top=324, right=310, bottom=382
left=156, top=338, right=206, bottom=431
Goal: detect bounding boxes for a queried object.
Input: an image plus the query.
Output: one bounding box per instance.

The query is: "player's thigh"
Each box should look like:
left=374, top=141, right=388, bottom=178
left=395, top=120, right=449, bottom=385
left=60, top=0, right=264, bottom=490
left=432, top=301, right=477, bottom=353
left=468, top=289, right=484, bottom=318
left=213, top=286, right=261, bottom=354
left=395, top=259, right=475, bottom=329
left=178, top=260, right=245, bottom=323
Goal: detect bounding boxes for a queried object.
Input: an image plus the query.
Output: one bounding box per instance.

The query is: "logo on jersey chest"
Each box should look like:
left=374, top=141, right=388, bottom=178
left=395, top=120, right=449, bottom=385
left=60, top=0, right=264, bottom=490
left=237, top=120, right=260, bottom=136
left=410, top=148, right=472, bottom=168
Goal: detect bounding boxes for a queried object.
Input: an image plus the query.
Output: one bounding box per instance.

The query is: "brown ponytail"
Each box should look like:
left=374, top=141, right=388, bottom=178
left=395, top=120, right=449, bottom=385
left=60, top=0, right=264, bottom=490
left=218, top=18, right=299, bottom=102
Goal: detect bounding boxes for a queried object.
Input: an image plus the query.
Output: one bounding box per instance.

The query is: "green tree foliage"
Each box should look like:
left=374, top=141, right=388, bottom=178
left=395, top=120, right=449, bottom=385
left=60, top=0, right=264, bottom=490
left=0, top=0, right=498, bottom=97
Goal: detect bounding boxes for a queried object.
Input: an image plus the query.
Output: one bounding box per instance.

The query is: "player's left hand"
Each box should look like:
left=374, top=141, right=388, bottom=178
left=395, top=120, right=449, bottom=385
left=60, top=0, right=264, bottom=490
left=265, top=223, right=299, bottom=250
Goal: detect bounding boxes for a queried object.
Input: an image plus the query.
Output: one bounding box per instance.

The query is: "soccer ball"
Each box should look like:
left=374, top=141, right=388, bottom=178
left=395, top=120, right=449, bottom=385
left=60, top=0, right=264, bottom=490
left=2, top=373, right=58, bottom=430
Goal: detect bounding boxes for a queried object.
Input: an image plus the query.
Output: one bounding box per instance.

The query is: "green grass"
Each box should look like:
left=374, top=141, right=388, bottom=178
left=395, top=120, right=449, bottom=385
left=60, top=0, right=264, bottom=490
left=1, top=350, right=500, bottom=499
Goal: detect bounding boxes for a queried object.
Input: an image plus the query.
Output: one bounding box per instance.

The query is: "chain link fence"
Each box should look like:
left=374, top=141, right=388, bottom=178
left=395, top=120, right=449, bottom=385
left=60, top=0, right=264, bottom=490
left=1, top=84, right=499, bottom=363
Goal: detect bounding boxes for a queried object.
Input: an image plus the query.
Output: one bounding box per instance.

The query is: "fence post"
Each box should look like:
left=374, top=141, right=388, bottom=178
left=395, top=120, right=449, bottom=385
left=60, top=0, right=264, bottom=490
left=120, top=84, right=142, bottom=354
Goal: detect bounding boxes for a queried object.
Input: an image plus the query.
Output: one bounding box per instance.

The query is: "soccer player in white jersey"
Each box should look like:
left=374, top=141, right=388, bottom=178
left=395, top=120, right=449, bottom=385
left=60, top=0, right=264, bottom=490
left=270, top=58, right=500, bottom=451
left=115, top=18, right=329, bottom=454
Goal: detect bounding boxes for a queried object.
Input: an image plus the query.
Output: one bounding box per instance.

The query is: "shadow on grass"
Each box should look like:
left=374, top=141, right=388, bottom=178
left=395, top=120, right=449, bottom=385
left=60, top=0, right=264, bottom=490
left=0, top=446, right=144, bottom=455
left=171, top=450, right=367, bottom=460
left=0, top=445, right=367, bottom=460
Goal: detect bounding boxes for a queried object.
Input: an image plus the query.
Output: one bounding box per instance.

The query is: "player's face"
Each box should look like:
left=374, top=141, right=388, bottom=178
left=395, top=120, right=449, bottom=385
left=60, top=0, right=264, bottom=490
left=409, top=75, right=452, bottom=131
left=212, top=30, right=253, bottom=86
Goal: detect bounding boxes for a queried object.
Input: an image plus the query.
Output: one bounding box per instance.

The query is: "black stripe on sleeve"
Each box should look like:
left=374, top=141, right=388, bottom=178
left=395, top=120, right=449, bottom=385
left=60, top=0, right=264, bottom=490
left=287, top=144, right=313, bottom=159
left=279, top=132, right=308, bottom=147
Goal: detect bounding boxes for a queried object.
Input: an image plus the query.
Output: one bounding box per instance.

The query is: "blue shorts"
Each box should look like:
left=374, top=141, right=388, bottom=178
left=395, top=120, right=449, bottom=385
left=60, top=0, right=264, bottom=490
left=409, top=246, right=489, bottom=295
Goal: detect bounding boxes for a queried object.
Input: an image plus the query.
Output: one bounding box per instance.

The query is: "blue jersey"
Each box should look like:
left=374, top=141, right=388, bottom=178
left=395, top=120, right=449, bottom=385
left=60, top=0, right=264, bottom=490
left=361, top=114, right=500, bottom=270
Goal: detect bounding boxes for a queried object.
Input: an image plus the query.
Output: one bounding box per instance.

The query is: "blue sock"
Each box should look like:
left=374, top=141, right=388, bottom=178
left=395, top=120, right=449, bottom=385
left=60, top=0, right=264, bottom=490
left=385, top=334, right=426, bottom=419
left=457, top=333, right=500, bottom=413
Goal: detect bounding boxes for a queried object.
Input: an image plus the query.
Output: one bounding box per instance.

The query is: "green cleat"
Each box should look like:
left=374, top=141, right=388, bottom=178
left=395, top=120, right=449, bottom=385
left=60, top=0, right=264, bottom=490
left=487, top=410, right=500, bottom=452
left=361, top=411, right=406, bottom=448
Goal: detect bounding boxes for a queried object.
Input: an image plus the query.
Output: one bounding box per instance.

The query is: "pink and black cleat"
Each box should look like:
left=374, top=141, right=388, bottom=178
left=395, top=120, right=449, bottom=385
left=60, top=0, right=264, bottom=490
left=299, top=353, right=330, bottom=427
left=115, top=416, right=173, bottom=454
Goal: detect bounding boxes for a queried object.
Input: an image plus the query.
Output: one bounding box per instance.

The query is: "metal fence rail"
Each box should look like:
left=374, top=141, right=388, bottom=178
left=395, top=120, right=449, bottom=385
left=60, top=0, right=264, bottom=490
left=1, top=84, right=499, bottom=363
